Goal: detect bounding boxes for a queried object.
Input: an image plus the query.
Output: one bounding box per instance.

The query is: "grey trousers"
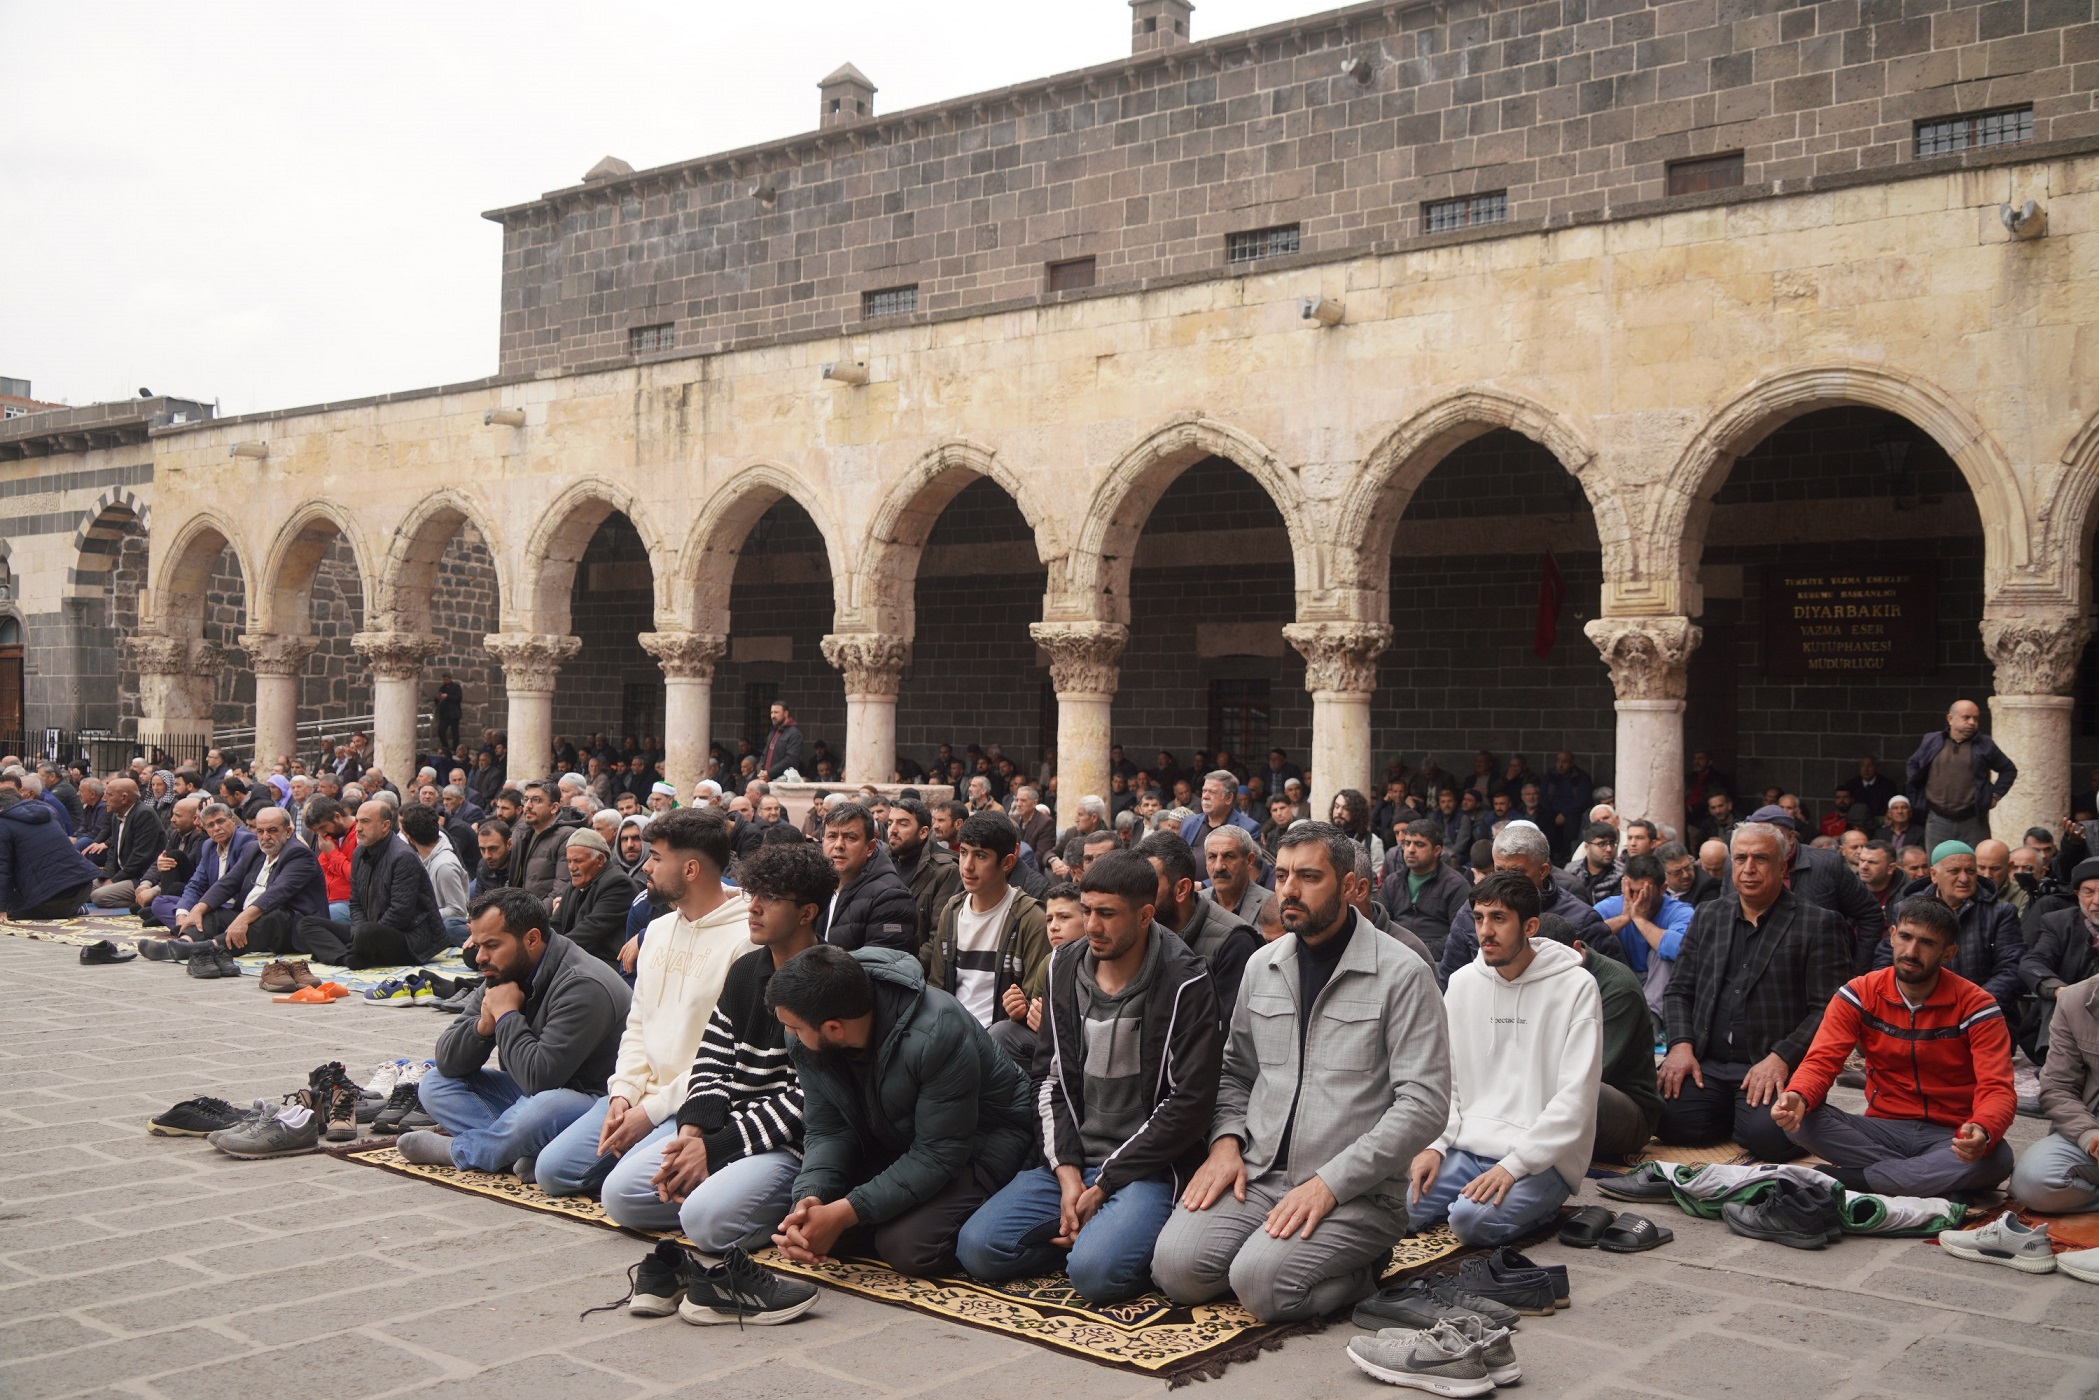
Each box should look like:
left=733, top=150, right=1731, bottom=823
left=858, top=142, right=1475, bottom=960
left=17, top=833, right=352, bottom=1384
left=1150, top=1171, right=1406, bottom=1324
left=1925, top=812, right=1990, bottom=851
left=1787, top=1104, right=2011, bottom=1197
left=89, top=879, right=137, bottom=908
left=2008, top=1134, right=2099, bottom=1214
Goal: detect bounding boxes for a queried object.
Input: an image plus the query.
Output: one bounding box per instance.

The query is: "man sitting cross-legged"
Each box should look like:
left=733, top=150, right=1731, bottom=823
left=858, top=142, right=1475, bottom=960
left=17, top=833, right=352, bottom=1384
left=1409, top=873, right=1602, bottom=1245
left=1771, top=898, right=2015, bottom=1197
left=397, top=889, right=631, bottom=1176
left=1151, top=823, right=1451, bottom=1324
left=2010, top=970, right=2099, bottom=1212
left=956, top=850, right=1222, bottom=1303
left=537, top=809, right=752, bottom=1204
left=769, top=942, right=1037, bottom=1277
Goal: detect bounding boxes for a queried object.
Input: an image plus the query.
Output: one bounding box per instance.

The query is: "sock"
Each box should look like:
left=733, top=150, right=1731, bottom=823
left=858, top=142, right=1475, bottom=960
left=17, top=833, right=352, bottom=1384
left=1825, top=1165, right=1873, bottom=1192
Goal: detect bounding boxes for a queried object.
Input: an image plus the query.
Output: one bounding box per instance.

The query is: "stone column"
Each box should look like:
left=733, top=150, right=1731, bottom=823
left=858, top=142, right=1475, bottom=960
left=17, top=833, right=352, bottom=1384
left=1284, top=621, right=1392, bottom=819
left=238, top=633, right=318, bottom=770
left=1031, top=621, right=1128, bottom=825
left=482, top=633, right=580, bottom=784
left=1983, top=613, right=2090, bottom=841
left=641, top=630, right=728, bottom=798
left=821, top=632, right=911, bottom=784
left=125, top=636, right=221, bottom=755
left=1584, top=615, right=1702, bottom=834
left=352, top=632, right=443, bottom=780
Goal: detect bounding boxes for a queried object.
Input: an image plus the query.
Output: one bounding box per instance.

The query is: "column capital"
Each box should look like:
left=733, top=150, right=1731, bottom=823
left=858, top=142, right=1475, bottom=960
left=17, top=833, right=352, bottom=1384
left=482, top=632, right=580, bottom=694
left=821, top=632, right=911, bottom=697
left=123, top=635, right=221, bottom=679
left=1283, top=620, right=1391, bottom=695
left=639, top=630, right=729, bottom=681
left=352, top=631, right=444, bottom=681
left=1030, top=621, right=1129, bottom=696
left=1983, top=614, right=2091, bottom=697
left=1584, top=615, right=1703, bottom=701
left=238, top=632, right=320, bottom=678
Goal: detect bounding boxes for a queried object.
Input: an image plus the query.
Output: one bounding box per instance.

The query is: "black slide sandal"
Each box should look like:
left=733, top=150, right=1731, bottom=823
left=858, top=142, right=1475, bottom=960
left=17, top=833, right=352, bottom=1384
left=1557, top=1205, right=1617, bottom=1248
left=1599, top=1213, right=1674, bottom=1253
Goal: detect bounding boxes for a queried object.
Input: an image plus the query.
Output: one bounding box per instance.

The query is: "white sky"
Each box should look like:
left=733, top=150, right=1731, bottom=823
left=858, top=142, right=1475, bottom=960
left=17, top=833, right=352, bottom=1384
left=2, top=1, right=1320, bottom=416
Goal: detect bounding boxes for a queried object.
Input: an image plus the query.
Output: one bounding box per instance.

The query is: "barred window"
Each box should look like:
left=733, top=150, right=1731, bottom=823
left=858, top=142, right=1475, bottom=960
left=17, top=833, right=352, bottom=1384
left=1225, top=224, right=1301, bottom=264
left=1666, top=152, right=1744, bottom=196
left=1915, top=106, right=2033, bottom=158
left=862, top=285, right=918, bottom=318
left=1424, top=192, right=1508, bottom=232
left=629, top=323, right=674, bottom=354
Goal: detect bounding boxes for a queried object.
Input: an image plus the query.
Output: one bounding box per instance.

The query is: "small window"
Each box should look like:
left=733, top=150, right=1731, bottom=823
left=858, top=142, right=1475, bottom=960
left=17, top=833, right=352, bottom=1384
left=1226, top=224, right=1301, bottom=264
left=1424, top=192, right=1507, bottom=233
left=862, top=285, right=918, bottom=318
left=1915, top=105, right=2033, bottom=158
left=1144, top=15, right=1158, bottom=30
left=1666, top=152, right=1745, bottom=196
left=1047, top=257, right=1097, bottom=292
left=1208, top=679, right=1271, bottom=762
left=629, top=323, right=674, bottom=354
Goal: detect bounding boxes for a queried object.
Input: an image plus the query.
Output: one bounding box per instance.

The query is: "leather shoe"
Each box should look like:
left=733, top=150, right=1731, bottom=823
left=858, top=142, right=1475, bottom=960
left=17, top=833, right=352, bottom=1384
left=79, top=939, right=138, bottom=965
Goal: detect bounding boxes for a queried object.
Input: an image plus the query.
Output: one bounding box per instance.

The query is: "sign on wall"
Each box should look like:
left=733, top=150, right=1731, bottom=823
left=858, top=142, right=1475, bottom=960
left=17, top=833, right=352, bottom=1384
left=1763, top=566, right=1937, bottom=677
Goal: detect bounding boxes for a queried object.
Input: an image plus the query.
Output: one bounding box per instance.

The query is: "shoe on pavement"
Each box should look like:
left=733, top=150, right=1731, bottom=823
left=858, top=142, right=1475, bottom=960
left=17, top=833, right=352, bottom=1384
left=1595, top=1162, right=1677, bottom=1203
left=1938, top=1215, right=2056, bottom=1273
left=1372, top=1315, right=1520, bottom=1388
left=204, top=1098, right=277, bottom=1148
left=213, top=1091, right=322, bottom=1159
left=1355, top=1275, right=1521, bottom=1332
left=1452, top=1251, right=1557, bottom=1318
left=394, top=1130, right=456, bottom=1167
left=1722, top=1179, right=1843, bottom=1250
left=1346, top=1318, right=1496, bottom=1395
left=678, top=1246, right=819, bottom=1326
left=258, top=961, right=298, bottom=993
left=371, top=1082, right=422, bottom=1135
left=149, top=1095, right=246, bottom=1136
left=212, top=948, right=243, bottom=978
left=80, top=939, right=138, bottom=965
left=582, top=1239, right=691, bottom=1320
left=187, top=946, right=226, bottom=979
left=286, top=960, right=320, bottom=989
left=2057, top=1246, right=2099, bottom=1284
left=1492, top=1248, right=1568, bottom=1309
left=364, top=977, right=417, bottom=1007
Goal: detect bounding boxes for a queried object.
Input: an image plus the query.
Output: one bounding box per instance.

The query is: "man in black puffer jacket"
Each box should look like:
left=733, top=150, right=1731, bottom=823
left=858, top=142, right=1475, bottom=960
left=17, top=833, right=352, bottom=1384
left=0, top=790, right=101, bottom=917
left=297, top=800, right=447, bottom=966
left=817, top=802, right=920, bottom=953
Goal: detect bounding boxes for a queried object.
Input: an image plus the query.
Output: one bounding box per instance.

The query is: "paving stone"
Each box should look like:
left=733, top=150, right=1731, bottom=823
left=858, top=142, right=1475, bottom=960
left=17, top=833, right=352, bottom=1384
left=803, top=1317, right=1031, bottom=1389
left=392, top=1352, right=645, bottom=1399
left=1716, top=1299, right=1894, bottom=1356
left=654, top=1358, right=886, bottom=1400
left=0, top=1325, right=250, bottom=1400
left=1627, top=1330, right=1870, bottom=1398
left=550, top=1295, right=888, bottom=1384
left=1871, top=1334, right=2088, bottom=1397
left=0, top=1260, right=217, bottom=1321
left=83, top=1253, right=423, bottom=1332
left=0, top=1315, right=119, bottom=1362
left=148, top=1334, right=445, bottom=1400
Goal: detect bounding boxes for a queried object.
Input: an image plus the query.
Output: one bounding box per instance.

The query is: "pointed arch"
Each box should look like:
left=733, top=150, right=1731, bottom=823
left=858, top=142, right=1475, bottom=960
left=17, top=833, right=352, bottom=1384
left=255, top=499, right=375, bottom=635
left=518, top=478, right=672, bottom=633
left=2036, top=405, right=2099, bottom=613
left=380, top=488, right=510, bottom=634
left=680, top=464, right=846, bottom=634
left=66, top=486, right=150, bottom=601
left=146, top=510, right=252, bottom=640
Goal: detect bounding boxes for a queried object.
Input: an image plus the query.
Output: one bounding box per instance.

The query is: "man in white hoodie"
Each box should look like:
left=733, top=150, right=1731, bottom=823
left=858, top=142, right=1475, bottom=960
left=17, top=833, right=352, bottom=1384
left=1408, top=871, right=1602, bottom=1245
left=534, top=808, right=752, bottom=1221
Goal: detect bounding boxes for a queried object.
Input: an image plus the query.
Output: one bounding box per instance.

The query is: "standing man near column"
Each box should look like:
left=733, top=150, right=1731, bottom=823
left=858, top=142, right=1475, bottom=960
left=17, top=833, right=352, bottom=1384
left=434, top=672, right=464, bottom=757
left=759, top=702, right=802, bottom=781
left=1907, top=699, right=2016, bottom=849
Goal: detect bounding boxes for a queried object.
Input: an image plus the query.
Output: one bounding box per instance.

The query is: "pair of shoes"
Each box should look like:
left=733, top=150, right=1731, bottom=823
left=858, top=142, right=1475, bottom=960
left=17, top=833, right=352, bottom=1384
left=1723, top=1178, right=1843, bottom=1249
left=187, top=946, right=243, bottom=979
left=1938, top=1215, right=2056, bottom=1273
left=372, top=1082, right=432, bottom=1135
left=432, top=981, right=477, bottom=1014
left=137, top=936, right=202, bottom=962
left=1558, top=1206, right=1674, bottom=1253
left=1347, top=1316, right=1519, bottom=1394
left=1454, top=1248, right=1564, bottom=1315
left=256, top=960, right=321, bottom=993
left=213, top=1090, right=322, bottom=1159
left=582, top=1243, right=820, bottom=1327
left=273, top=982, right=350, bottom=1003
left=366, top=972, right=438, bottom=1007
left=308, top=1063, right=365, bottom=1143
left=148, top=1095, right=246, bottom=1136
left=80, top=939, right=138, bottom=965
left=1355, top=1275, right=1521, bottom=1332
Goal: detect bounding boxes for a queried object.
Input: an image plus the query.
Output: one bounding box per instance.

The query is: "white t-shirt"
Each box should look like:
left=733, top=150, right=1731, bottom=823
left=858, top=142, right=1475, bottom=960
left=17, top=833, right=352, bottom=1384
left=951, top=884, right=1018, bottom=1027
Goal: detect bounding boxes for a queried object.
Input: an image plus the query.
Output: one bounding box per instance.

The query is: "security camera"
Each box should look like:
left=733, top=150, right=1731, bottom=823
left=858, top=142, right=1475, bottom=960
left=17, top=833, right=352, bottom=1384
left=484, top=408, right=527, bottom=427
left=823, top=361, right=870, bottom=386
left=2001, top=200, right=2044, bottom=239
left=1300, top=296, right=1345, bottom=327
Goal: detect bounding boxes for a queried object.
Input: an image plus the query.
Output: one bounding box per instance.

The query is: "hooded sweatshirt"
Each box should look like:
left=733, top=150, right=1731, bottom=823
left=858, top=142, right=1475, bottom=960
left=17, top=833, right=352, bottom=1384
left=1437, top=935, right=1603, bottom=1190
left=606, top=890, right=755, bottom=1126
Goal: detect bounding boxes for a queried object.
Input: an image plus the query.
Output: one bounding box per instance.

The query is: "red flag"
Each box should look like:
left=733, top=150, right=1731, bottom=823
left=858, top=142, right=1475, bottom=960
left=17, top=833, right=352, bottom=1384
left=1532, top=549, right=1564, bottom=658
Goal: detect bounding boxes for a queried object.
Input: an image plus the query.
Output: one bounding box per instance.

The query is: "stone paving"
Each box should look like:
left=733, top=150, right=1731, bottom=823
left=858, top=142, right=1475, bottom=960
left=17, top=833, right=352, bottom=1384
left=4, top=933, right=2099, bottom=1399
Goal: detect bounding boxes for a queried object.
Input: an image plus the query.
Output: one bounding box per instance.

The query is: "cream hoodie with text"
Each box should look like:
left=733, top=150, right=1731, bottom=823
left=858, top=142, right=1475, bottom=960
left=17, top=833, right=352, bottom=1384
left=607, top=892, right=754, bottom=1125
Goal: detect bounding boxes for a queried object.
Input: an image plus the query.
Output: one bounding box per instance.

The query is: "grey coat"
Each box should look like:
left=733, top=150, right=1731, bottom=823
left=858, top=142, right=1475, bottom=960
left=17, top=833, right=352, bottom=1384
left=2039, top=973, right=2099, bottom=1147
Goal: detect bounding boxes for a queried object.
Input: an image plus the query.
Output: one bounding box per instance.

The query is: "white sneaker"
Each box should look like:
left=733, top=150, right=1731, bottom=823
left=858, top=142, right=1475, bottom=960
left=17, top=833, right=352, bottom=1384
left=365, top=1060, right=405, bottom=1096
left=2057, top=1246, right=2099, bottom=1284
left=1937, top=1215, right=2055, bottom=1273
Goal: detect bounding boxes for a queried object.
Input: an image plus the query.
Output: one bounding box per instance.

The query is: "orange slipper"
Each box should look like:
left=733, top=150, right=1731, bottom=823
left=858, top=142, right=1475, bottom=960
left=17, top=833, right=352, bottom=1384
left=274, top=986, right=334, bottom=1004
left=317, top=982, right=351, bottom=1001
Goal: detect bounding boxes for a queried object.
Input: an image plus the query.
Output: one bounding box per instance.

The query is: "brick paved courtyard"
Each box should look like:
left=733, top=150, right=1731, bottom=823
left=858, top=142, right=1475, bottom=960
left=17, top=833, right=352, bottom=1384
left=4, top=934, right=2098, bottom=1399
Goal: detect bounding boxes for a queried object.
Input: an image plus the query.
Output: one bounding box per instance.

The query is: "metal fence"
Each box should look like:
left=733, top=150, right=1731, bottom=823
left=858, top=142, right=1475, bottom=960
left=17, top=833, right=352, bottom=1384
left=1, top=730, right=214, bottom=777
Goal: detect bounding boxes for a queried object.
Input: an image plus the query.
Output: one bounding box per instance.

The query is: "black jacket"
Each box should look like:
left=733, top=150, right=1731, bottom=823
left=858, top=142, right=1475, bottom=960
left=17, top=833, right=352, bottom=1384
left=760, top=721, right=803, bottom=778
left=1036, top=929, right=1221, bottom=1197
left=156, top=822, right=205, bottom=893
left=351, top=835, right=448, bottom=964
left=1787, top=842, right=1887, bottom=974
left=819, top=845, right=920, bottom=953
left=210, top=838, right=331, bottom=924
left=553, top=867, right=640, bottom=966
left=0, top=799, right=100, bottom=913
left=1867, top=877, right=2022, bottom=1007
left=1377, top=857, right=1472, bottom=961
left=436, top=933, right=631, bottom=1095
left=1663, top=889, right=1851, bottom=1069
left=895, top=841, right=961, bottom=961
left=101, top=803, right=165, bottom=885
left=2021, top=906, right=2097, bottom=1001
left=1905, top=729, right=2017, bottom=820
left=1170, top=898, right=1261, bottom=1027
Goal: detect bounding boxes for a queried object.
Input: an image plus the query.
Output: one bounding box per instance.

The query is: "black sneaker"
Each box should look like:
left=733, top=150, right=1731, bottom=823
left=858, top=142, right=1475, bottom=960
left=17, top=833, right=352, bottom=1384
left=371, top=1082, right=421, bottom=1135
left=1352, top=1273, right=1521, bottom=1331
left=677, top=1247, right=819, bottom=1326
left=149, top=1095, right=246, bottom=1137
left=187, top=947, right=225, bottom=979
left=1497, top=1247, right=1569, bottom=1309
left=1595, top=1162, right=1677, bottom=1203
left=1722, top=1179, right=1843, bottom=1250
left=1454, top=1251, right=1558, bottom=1318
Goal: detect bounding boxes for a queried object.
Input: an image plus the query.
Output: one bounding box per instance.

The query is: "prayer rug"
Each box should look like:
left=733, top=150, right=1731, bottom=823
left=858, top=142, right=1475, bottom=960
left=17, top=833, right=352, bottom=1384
left=342, top=1142, right=1483, bottom=1383
left=3, top=913, right=472, bottom=992
left=1589, top=1139, right=1755, bottom=1176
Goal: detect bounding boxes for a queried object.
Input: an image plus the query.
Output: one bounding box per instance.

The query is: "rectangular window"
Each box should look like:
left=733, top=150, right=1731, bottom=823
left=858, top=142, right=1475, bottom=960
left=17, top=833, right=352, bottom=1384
left=861, top=285, right=918, bottom=318
left=1046, top=256, right=1097, bottom=292
left=1915, top=105, right=2033, bottom=158
left=1225, top=224, right=1301, bottom=264
left=629, top=323, right=674, bottom=354
left=1424, top=192, right=1508, bottom=233
left=1666, top=152, right=1744, bottom=196
left=1207, top=679, right=1272, bottom=764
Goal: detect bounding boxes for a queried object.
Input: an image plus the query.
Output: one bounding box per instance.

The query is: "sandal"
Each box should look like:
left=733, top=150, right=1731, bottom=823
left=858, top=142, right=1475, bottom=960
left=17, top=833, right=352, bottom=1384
left=1557, top=1205, right=1618, bottom=1248
left=1599, top=1213, right=1675, bottom=1253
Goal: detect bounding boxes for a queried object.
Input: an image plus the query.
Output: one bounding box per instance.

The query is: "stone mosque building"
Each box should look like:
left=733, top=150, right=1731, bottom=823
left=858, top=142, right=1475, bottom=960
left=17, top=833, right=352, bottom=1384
left=5, top=0, right=2097, bottom=841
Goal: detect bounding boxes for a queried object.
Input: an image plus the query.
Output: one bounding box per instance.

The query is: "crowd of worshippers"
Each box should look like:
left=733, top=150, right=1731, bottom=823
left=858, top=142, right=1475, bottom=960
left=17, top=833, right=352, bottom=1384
left=12, top=690, right=2099, bottom=1318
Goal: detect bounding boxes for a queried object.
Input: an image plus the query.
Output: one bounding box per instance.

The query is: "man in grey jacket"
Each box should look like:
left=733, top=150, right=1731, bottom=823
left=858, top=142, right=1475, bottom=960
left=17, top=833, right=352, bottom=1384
left=1151, top=824, right=1452, bottom=1324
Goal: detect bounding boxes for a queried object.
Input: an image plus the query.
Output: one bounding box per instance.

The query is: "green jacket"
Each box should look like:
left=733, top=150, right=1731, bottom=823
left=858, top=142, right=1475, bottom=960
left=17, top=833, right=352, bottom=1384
left=1586, top=947, right=1662, bottom=1128
left=926, top=887, right=1050, bottom=1018
left=789, top=947, right=1037, bottom=1225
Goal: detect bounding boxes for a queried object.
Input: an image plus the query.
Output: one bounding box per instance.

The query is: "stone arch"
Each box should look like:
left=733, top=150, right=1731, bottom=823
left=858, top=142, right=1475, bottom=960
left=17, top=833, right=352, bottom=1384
left=255, top=499, right=376, bottom=636
left=1072, top=414, right=1317, bottom=625
left=518, top=478, right=671, bottom=633
left=146, top=511, right=252, bottom=639
left=379, top=488, right=510, bottom=634
left=680, top=464, right=846, bottom=635
left=856, top=440, right=1066, bottom=639
left=1663, top=364, right=2028, bottom=606
left=2035, top=406, right=2099, bottom=612
left=66, top=487, right=150, bottom=601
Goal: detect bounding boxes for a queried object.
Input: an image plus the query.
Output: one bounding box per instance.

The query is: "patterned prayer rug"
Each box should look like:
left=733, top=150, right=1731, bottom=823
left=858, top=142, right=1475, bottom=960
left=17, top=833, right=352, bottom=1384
left=4, top=913, right=472, bottom=992
left=1589, top=1138, right=1756, bottom=1176
left=342, top=1143, right=1483, bottom=1382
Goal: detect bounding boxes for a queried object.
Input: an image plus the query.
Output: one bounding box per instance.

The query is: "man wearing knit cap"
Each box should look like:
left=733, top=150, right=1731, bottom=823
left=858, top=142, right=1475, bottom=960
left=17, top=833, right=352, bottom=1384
left=1872, top=839, right=2022, bottom=1023
left=552, top=827, right=640, bottom=966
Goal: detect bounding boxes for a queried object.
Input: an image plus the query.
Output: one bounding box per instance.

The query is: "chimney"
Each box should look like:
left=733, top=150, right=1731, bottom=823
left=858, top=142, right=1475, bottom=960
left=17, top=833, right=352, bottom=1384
left=819, top=63, right=876, bottom=129
left=1130, top=0, right=1193, bottom=54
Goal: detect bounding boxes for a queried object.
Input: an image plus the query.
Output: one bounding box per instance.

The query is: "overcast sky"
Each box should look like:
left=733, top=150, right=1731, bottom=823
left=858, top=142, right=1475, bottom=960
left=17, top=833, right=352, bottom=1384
left=3, top=1, right=1318, bottom=416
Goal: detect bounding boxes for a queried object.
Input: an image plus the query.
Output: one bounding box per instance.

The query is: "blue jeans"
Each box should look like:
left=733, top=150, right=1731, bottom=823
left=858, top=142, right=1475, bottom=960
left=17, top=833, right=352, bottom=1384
left=415, top=1069, right=597, bottom=1175
left=956, top=1165, right=1176, bottom=1304
left=538, top=1101, right=799, bottom=1249
left=1408, top=1148, right=1572, bottom=1248
left=328, top=900, right=352, bottom=923
left=442, top=916, right=470, bottom=947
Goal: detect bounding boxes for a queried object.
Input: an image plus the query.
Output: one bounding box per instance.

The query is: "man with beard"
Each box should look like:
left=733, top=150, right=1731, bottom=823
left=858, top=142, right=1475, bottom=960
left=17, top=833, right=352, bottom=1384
left=889, top=798, right=960, bottom=958
left=1137, top=832, right=1260, bottom=1031
left=819, top=803, right=920, bottom=953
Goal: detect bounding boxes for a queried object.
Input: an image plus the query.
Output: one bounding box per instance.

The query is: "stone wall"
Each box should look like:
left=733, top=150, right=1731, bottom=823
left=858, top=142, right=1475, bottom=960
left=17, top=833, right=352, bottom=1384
left=427, top=523, right=507, bottom=747
left=554, top=514, right=657, bottom=744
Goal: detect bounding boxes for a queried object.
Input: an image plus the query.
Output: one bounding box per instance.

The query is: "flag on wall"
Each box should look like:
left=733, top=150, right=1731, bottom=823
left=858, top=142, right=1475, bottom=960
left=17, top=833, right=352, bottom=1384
left=1533, top=550, right=1564, bottom=658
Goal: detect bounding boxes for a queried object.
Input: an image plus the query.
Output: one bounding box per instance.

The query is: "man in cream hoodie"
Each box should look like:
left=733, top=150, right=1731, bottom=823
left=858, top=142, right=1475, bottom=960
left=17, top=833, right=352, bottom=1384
left=536, top=808, right=752, bottom=1224
left=1408, top=871, right=1602, bottom=1246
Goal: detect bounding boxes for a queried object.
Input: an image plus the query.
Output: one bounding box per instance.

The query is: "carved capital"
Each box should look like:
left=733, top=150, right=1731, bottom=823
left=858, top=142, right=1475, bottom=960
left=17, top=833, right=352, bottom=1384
left=1584, top=615, right=1703, bottom=701
left=123, top=635, right=222, bottom=680
left=1283, top=620, right=1391, bottom=695
left=482, top=632, right=581, bottom=694
left=1029, top=621, right=1129, bottom=696
left=1983, top=615, right=2091, bottom=696
left=351, top=631, right=444, bottom=682
left=640, top=630, right=728, bottom=681
left=238, top=633, right=320, bottom=678
left=821, top=632, right=912, bottom=697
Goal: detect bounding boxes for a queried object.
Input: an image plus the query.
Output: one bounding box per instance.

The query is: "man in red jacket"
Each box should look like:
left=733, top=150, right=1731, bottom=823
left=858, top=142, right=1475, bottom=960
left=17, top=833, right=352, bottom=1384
left=1772, top=899, right=2015, bottom=1197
